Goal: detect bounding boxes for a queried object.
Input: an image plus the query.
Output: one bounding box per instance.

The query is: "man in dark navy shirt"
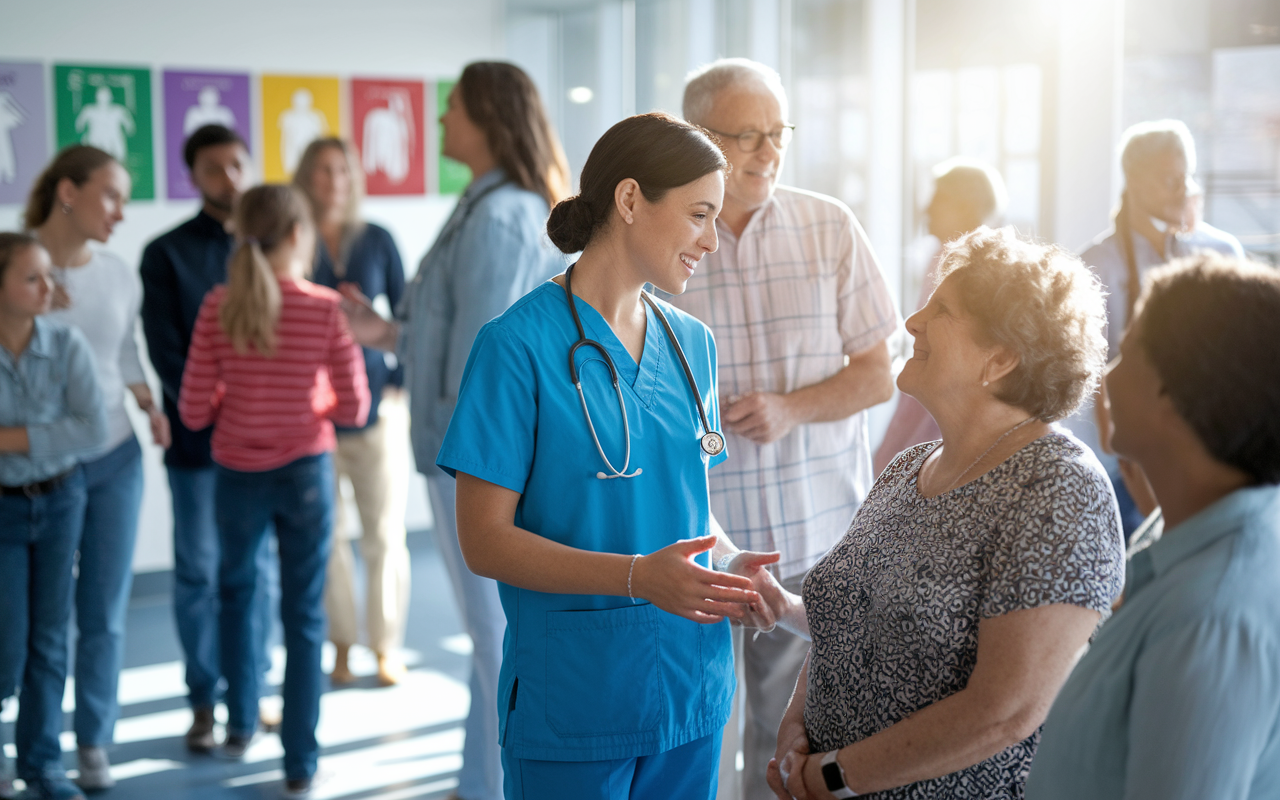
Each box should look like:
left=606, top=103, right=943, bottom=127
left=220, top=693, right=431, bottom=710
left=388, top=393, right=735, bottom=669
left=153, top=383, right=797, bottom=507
left=139, top=125, right=273, bottom=754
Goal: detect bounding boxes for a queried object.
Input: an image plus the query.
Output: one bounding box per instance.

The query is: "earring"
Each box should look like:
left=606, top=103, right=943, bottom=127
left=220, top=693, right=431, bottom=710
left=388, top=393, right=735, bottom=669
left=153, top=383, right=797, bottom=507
left=982, top=380, right=989, bottom=387
left=61, top=202, right=72, bottom=215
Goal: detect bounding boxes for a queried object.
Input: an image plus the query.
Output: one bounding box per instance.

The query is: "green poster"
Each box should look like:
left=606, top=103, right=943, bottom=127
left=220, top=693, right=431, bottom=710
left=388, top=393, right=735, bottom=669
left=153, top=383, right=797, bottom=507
left=437, top=79, right=471, bottom=195
left=54, top=64, right=154, bottom=200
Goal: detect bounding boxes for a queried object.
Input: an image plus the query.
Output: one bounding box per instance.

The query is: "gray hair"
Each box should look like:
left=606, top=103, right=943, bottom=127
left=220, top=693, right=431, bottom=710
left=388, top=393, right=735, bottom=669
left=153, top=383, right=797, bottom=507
left=932, top=157, right=1008, bottom=226
left=683, top=58, right=789, bottom=125
left=1119, top=119, right=1197, bottom=178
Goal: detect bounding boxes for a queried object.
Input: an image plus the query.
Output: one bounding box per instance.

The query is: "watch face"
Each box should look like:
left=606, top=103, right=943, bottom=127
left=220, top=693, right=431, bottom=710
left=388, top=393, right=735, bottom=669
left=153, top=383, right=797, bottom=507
left=822, top=761, right=845, bottom=792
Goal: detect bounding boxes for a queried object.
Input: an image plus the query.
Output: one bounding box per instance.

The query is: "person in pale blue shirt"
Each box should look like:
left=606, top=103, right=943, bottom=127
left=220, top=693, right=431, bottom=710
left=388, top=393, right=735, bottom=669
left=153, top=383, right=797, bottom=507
left=0, top=233, right=106, bottom=800
left=1064, top=119, right=1245, bottom=540
left=1028, top=253, right=1280, bottom=800
left=340, top=62, right=570, bottom=800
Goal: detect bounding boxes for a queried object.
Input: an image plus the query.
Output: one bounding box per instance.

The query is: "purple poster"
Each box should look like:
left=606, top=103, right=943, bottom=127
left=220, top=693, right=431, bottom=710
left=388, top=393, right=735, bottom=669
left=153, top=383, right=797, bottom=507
left=0, top=62, right=49, bottom=206
left=163, top=70, right=251, bottom=200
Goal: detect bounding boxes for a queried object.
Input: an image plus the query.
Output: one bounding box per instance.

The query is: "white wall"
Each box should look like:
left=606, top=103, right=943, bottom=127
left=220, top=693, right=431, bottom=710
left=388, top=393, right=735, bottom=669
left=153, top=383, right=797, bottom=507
left=1, top=0, right=504, bottom=572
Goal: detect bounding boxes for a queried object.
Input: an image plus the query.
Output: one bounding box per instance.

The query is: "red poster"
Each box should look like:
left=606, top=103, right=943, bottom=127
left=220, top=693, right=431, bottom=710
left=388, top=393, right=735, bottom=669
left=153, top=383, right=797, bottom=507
left=351, top=78, right=425, bottom=196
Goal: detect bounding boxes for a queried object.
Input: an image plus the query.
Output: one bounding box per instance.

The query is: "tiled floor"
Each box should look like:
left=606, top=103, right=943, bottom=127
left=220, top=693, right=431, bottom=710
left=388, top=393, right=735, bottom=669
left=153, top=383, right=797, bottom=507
left=2, top=529, right=472, bottom=799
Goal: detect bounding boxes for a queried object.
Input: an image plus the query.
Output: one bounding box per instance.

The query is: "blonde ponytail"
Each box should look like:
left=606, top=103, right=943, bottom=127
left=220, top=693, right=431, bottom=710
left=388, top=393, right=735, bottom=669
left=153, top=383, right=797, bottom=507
left=218, top=184, right=312, bottom=357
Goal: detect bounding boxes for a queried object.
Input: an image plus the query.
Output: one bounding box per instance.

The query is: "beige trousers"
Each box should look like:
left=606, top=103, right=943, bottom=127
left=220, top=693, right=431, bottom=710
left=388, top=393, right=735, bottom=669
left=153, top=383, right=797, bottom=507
left=324, top=395, right=411, bottom=653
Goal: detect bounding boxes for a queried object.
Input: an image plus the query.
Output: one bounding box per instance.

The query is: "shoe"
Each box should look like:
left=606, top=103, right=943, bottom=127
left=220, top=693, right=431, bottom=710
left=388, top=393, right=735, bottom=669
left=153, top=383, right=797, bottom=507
left=16, top=775, right=85, bottom=800
left=375, top=652, right=406, bottom=687
left=73, top=747, right=114, bottom=791
left=259, top=699, right=282, bottom=733
left=185, top=706, right=216, bottom=753
left=218, top=731, right=256, bottom=760
left=330, top=644, right=355, bottom=686
left=281, top=777, right=312, bottom=798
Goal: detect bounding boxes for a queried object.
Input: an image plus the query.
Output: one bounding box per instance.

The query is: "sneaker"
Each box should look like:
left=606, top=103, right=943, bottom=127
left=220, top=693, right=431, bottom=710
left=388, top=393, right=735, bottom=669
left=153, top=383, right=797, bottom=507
left=73, top=747, right=114, bottom=792
left=281, top=777, right=312, bottom=798
left=17, top=775, right=86, bottom=800
left=185, top=706, right=217, bottom=753
left=218, top=731, right=256, bottom=760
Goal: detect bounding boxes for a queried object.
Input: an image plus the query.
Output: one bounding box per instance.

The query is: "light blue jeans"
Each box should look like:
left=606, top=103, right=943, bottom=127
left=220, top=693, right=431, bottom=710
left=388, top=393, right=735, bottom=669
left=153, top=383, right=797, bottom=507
left=503, top=733, right=720, bottom=800
left=73, top=435, right=144, bottom=747
left=426, top=474, right=506, bottom=800
left=0, top=469, right=86, bottom=782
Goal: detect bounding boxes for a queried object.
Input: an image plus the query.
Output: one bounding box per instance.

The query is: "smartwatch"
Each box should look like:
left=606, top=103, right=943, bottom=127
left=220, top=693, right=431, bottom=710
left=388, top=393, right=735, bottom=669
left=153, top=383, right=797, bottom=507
left=820, top=750, right=858, bottom=798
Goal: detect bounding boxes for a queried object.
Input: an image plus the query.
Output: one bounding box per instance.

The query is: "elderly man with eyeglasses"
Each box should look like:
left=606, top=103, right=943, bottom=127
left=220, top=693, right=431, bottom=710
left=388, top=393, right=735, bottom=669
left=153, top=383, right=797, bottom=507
left=668, top=58, right=898, bottom=800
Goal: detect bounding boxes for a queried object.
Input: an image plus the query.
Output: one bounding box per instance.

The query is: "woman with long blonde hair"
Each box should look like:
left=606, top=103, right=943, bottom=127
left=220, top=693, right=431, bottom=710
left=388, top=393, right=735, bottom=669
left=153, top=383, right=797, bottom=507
left=341, top=60, right=569, bottom=800
left=179, top=184, right=369, bottom=798
left=293, top=138, right=410, bottom=689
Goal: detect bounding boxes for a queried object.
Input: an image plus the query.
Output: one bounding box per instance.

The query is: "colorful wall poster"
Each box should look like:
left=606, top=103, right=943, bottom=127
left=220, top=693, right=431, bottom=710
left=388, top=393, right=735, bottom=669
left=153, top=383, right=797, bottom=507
left=260, top=74, right=340, bottom=182
left=436, top=79, right=471, bottom=195
left=163, top=70, right=252, bottom=200
left=54, top=64, right=154, bottom=200
left=352, top=78, right=425, bottom=196
left=0, top=61, right=49, bottom=206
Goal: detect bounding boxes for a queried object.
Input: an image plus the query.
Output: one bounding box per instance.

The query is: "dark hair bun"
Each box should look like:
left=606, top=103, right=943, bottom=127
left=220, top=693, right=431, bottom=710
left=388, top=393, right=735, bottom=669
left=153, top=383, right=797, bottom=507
left=546, top=195, right=596, bottom=253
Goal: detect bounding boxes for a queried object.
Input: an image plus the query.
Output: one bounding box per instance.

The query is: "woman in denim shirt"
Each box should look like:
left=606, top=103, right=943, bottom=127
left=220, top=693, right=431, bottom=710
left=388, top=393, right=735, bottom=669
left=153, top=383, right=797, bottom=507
left=342, top=61, right=569, bottom=800
left=0, top=233, right=107, bottom=800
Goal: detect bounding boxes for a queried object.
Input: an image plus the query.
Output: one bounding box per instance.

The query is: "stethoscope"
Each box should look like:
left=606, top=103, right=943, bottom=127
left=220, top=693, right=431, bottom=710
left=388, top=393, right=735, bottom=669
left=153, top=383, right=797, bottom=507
left=563, top=264, right=725, bottom=480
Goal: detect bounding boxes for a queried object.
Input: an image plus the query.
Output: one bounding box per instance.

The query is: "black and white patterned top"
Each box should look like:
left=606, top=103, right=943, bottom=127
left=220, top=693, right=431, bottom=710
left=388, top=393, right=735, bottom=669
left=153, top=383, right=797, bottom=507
left=802, top=432, right=1125, bottom=799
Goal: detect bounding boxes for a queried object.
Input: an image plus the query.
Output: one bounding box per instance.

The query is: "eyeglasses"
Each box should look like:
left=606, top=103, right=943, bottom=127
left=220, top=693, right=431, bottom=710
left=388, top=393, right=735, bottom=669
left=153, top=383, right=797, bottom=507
left=705, top=125, right=796, bottom=153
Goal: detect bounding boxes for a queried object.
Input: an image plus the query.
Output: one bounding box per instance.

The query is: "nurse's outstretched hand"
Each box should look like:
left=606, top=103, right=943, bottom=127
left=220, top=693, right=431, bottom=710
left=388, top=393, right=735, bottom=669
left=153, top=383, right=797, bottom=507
left=632, top=535, right=762, bottom=624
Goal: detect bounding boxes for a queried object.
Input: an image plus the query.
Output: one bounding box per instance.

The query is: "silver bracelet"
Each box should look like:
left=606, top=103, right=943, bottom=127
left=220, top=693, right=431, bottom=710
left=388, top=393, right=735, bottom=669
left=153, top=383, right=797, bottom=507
left=627, top=554, right=641, bottom=604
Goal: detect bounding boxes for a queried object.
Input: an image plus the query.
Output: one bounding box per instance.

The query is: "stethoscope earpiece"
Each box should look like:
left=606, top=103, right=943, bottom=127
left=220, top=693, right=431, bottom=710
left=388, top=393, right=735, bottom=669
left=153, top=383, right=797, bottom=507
left=563, top=264, right=723, bottom=480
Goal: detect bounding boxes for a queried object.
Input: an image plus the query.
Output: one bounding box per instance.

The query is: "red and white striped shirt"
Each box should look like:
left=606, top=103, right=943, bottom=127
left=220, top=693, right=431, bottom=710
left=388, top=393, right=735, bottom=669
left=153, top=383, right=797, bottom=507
left=179, top=278, right=370, bottom=472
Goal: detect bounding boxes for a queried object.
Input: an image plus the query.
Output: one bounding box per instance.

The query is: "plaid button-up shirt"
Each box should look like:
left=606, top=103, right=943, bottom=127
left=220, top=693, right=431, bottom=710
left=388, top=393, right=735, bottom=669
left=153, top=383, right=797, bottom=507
left=666, top=186, right=899, bottom=579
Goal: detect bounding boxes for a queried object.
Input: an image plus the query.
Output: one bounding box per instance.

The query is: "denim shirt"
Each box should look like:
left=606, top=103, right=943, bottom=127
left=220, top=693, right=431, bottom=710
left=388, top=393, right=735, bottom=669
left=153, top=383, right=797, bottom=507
left=0, top=318, right=108, bottom=485
left=398, top=168, right=566, bottom=475
left=1028, top=485, right=1280, bottom=800
left=309, top=221, right=405, bottom=431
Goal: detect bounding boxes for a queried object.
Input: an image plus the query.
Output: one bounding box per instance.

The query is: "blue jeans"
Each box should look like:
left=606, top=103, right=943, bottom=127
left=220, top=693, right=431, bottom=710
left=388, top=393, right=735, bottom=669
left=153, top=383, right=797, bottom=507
left=502, top=733, right=720, bottom=800
left=73, top=436, right=143, bottom=747
left=0, top=469, right=86, bottom=781
left=169, top=465, right=275, bottom=709
left=217, top=453, right=333, bottom=781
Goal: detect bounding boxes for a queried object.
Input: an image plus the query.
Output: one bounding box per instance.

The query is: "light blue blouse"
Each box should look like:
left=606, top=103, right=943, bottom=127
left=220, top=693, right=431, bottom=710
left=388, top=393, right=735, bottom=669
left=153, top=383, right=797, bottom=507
left=1028, top=485, right=1280, bottom=800
left=436, top=281, right=733, bottom=762
left=0, top=318, right=107, bottom=485
left=398, top=168, right=566, bottom=476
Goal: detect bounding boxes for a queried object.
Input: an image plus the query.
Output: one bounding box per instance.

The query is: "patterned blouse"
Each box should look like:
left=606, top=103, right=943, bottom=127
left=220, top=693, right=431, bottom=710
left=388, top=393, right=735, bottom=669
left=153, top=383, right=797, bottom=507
left=802, top=432, right=1125, bottom=799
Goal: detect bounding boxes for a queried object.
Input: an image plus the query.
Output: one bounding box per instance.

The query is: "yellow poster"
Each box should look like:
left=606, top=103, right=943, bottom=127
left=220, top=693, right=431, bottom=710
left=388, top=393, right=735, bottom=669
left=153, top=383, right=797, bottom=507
left=260, top=74, right=342, bottom=181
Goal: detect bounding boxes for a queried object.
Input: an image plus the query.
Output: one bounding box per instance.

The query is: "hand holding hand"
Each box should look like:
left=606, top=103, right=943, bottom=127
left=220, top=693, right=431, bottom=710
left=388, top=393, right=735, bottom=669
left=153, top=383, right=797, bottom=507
left=768, top=712, right=812, bottom=798
left=632, top=535, right=762, bottom=624
left=724, top=392, right=797, bottom=445
left=723, top=550, right=793, bottom=632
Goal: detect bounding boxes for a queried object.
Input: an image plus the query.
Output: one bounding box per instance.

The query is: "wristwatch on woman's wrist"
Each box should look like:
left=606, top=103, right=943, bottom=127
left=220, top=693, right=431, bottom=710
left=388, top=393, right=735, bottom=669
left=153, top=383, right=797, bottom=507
left=820, top=750, right=857, bottom=798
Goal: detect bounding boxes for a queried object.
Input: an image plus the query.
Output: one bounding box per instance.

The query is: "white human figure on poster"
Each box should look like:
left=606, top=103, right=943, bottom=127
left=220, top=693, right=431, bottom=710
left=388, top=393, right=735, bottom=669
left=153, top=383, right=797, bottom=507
left=278, top=88, right=328, bottom=174
left=183, top=86, right=236, bottom=135
left=362, top=92, right=414, bottom=183
left=75, top=86, right=134, bottom=160
left=0, top=91, right=28, bottom=184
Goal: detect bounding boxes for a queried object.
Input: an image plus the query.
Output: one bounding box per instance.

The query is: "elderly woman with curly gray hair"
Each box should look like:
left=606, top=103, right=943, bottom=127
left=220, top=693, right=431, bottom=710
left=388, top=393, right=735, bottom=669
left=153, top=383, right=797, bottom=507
left=755, top=226, right=1127, bottom=800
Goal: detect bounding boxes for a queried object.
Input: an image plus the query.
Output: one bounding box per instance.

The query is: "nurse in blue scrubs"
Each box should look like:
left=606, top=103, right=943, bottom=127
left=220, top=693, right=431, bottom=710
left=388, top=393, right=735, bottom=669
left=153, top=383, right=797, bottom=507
left=435, top=112, right=783, bottom=800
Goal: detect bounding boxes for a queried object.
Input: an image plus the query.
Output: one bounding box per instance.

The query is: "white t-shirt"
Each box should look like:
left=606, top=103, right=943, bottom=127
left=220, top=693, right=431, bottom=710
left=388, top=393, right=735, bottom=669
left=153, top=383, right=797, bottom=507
left=46, top=249, right=146, bottom=456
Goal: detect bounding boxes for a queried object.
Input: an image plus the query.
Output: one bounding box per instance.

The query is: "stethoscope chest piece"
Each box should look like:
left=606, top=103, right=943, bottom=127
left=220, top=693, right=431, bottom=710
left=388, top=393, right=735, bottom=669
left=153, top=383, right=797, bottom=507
left=700, top=431, right=725, bottom=457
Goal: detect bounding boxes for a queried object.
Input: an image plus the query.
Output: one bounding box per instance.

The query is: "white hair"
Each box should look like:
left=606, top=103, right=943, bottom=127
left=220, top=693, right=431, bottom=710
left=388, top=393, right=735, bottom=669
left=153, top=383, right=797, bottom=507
left=682, top=58, right=789, bottom=125
left=1119, top=119, right=1197, bottom=178
left=932, top=157, right=1008, bottom=226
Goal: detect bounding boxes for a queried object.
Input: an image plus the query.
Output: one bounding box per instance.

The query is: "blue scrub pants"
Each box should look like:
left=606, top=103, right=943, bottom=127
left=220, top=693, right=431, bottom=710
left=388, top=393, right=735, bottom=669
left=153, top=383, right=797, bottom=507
left=0, top=469, right=86, bottom=782
left=216, top=453, right=332, bottom=781
left=503, top=733, right=721, bottom=800
left=72, top=435, right=143, bottom=748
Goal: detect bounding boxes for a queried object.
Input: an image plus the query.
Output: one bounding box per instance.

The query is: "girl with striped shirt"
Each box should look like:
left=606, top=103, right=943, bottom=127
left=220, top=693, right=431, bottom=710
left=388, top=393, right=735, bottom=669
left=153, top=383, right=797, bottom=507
left=179, top=184, right=369, bottom=798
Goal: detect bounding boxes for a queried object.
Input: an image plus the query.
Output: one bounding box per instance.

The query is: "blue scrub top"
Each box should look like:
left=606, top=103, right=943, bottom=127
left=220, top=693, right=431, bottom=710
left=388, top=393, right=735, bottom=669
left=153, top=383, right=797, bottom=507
left=437, top=280, right=734, bottom=762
